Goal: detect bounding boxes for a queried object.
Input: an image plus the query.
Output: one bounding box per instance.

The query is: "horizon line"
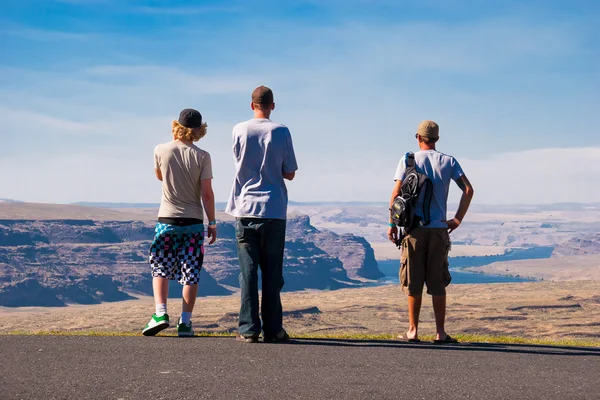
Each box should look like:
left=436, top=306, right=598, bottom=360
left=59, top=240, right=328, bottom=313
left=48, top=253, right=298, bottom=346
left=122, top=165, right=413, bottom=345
left=2, top=199, right=600, bottom=208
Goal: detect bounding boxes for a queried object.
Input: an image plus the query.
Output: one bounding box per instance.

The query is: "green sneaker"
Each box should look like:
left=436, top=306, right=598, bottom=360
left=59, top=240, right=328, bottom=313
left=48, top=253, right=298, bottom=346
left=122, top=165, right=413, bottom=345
left=142, top=313, right=170, bottom=336
left=176, top=318, right=194, bottom=337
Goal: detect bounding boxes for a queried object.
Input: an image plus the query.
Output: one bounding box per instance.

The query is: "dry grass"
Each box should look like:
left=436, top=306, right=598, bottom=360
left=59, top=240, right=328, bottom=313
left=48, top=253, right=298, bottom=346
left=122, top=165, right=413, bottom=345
left=1, top=281, right=599, bottom=347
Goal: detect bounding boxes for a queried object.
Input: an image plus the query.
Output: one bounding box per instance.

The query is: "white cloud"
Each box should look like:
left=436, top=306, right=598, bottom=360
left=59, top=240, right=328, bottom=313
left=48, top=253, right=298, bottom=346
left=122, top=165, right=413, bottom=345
left=459, top=148, right=600, bottom=204
left=0, top=150, right=158, bottom=204
left=0, top=107, right=97, bottom=135
left=285, top=148, right=600, bottom=204
left=2, top=145, right=598, bottom=205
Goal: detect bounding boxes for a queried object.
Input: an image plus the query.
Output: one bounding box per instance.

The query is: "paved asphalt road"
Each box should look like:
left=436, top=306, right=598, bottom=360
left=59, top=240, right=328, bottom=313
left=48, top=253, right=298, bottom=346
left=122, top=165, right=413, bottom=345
left=1, top=336, right=599, bottom=400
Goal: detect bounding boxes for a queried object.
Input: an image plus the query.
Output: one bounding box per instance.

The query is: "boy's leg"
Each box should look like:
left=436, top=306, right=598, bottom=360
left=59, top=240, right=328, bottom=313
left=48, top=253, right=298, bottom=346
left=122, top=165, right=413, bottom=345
left=177, top=230, right=204, bottom=336
left=153, top=276, right=169, bottom=306
left=426, top=229, right=452, bottom=341
left=177, top=283, right=198, bottom=337
left=178, top=230, right=204, bottom=313
left=153, top=277, right=169, bottom=318
left=401, top=228, right=427, bottom=340
left=144, top=225, right=176, bottom=336
left=182, top=284, right=198, bottom=313
left=432, top=295, right=447, bottom=340
left=236, top=218, right=262, bottom=338
left=259, top=219, right=287, bottom=339
left=407, top=295, right=422, bottom=339
left=149, top=224, right=176, bottom=312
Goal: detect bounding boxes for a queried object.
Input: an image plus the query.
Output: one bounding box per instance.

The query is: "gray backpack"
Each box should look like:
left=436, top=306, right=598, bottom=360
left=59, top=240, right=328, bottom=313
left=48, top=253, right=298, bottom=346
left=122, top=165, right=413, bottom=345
left=390, top=152, right=433, bottom=231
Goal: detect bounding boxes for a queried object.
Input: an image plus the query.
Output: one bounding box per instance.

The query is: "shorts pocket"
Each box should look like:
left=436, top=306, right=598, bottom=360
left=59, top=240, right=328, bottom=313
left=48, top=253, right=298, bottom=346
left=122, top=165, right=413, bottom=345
left=443, top=260, right=452, bottom=286
left=443, top=234, right=452, bottom=286
left=399, top=254, right=408, bottom=287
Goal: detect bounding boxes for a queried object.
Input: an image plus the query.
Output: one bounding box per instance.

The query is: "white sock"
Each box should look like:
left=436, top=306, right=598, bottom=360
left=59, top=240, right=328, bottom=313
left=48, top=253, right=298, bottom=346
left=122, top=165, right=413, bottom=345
left=181, top=311, right=192, bottom=324
left=155, top=303, right=167, bottom=317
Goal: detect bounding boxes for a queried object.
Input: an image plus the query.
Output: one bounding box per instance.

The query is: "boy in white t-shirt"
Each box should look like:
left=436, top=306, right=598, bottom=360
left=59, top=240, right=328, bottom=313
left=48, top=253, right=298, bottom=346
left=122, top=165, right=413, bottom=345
left=388, top=120, right=474, bottom=344
left=226, top=86, right=298, bottom=343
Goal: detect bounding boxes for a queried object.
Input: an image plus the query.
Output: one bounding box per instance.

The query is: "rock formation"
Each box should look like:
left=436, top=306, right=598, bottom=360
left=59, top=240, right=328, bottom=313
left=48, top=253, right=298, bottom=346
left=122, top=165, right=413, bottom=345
left=0, top=216, right=382, bottom=307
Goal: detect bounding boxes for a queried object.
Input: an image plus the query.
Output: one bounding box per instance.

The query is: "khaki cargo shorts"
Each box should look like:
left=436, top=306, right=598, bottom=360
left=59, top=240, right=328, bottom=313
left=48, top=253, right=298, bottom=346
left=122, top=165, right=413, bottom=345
left=399, top=227, right=451, bottom=296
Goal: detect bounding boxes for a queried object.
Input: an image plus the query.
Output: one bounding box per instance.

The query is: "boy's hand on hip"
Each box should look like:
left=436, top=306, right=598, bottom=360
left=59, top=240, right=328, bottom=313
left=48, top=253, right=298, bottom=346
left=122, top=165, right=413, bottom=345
left=443, top=218, right=460, bottom=234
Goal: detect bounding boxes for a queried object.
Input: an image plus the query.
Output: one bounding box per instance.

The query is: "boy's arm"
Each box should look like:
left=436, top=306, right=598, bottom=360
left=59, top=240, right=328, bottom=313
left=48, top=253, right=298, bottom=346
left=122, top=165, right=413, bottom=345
left=201, top=179, right=217, bottom=244
left=153, top=146, right=162, bottom=181
left=443, top=175, right=474, bottom=233
left=283, top=171, right=296, bottom=181
left=282, top=130, right=298, bottom=181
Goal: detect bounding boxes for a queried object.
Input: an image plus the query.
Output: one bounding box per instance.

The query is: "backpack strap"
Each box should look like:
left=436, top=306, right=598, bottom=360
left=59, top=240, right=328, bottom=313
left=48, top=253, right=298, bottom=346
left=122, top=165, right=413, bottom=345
left=404, top=152, right=415, bottom=168
left=421, top=179, right=433, bottom=226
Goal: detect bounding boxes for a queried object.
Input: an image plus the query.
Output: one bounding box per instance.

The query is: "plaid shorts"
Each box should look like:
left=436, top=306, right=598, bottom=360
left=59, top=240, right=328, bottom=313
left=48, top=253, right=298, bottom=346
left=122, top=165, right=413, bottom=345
left=148, top=222, right=205, bottom=285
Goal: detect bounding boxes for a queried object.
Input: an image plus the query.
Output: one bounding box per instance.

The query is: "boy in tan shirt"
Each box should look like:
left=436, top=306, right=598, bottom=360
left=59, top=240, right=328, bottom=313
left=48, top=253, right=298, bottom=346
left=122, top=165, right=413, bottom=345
left=143, top=109, right=217, bottom=337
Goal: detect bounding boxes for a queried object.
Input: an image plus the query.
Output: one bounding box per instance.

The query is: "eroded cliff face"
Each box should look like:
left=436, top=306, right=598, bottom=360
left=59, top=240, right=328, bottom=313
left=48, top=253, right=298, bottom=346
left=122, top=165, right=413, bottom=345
left=286, top=215, right=384, bottom=280
left=0, top=216, right=381, bottom=307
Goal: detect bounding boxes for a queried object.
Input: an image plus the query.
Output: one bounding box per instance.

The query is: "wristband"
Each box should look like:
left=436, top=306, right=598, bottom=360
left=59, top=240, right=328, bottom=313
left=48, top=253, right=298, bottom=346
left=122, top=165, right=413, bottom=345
left=388, top=222, right=396, bottom=227
left=452, top=217, right=461, bottom=226
left=208, top=220, right=217, bottom=226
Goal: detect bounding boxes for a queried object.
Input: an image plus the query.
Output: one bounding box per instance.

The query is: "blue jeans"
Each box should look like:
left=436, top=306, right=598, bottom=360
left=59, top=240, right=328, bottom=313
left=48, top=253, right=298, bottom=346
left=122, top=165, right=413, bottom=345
left=235, top=218, right=286, bottom=337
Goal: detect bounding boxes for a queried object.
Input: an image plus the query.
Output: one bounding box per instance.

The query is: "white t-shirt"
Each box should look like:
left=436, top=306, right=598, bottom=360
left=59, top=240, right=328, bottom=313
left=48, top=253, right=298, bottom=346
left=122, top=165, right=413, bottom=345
left=394, top=149, right=465, bottom=228
left=225, top=118, right=298, bottom=220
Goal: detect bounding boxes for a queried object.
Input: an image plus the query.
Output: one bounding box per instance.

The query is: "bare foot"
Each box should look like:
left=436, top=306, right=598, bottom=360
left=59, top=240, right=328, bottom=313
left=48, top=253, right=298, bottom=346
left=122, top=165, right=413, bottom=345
left=406, top=329, right=418, bottom=340
left=434, top=334, right=458, bottom=344
left=397, top=332, right=421, bottom=342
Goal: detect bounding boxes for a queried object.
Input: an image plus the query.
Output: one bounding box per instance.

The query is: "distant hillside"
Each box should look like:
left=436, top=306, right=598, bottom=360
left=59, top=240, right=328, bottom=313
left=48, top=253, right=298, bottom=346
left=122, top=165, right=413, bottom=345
left=5, top=199, right=600, bottom=212
left=449, top=203, right=600, bottom=213
left=73, top=202, right=161, bottom=209
left=73, top=201, right=229, bottom=210
left=464, top=254, right=600, bottom=281
left=0, top=202, right=155, bottom=221
left=74, top=201, right=389, bottom=208
left=552, top=233, right=600, bottom=257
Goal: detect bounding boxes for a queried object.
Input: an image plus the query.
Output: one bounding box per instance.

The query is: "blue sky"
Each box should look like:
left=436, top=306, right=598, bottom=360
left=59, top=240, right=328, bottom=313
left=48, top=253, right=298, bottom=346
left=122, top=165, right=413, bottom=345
left=1, top=0, right=599, bottom=204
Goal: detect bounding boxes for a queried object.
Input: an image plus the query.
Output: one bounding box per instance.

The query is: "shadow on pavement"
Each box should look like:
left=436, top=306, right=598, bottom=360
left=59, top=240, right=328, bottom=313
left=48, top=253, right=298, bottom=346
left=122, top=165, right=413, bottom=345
left=159, top=336, right=599, bottom=357
left=283, top=337, right=600, bottom=357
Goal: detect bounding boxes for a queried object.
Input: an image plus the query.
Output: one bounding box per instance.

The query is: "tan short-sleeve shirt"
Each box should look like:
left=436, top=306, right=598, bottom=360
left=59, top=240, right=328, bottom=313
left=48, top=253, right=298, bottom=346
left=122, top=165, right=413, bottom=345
left=154, top=141, right=213, bottom=220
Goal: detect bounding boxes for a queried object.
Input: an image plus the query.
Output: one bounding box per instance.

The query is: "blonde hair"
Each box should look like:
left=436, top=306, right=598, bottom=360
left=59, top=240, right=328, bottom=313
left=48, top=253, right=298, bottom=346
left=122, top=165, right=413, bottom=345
left=172, top=120, right=207, bottom=142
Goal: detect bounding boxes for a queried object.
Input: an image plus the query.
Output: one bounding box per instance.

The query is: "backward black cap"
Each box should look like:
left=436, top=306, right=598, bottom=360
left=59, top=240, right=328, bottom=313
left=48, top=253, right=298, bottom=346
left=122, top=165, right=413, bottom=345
left=178, top=109, right=203, bottom=128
